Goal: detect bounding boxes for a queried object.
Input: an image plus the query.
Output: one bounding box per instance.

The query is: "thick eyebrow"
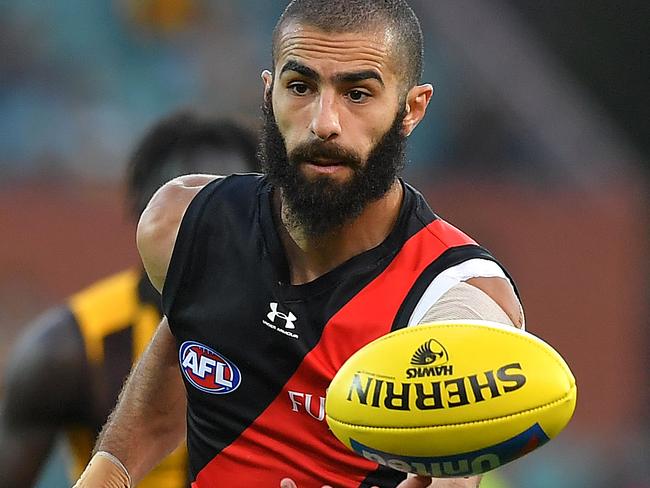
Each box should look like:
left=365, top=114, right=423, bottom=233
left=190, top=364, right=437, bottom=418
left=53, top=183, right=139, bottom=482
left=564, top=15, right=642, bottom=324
left=280, top=60, right=320, bottom=82
left=279, top=60, right=384, bottom=88
left=334, top=70, right=384, bottom=87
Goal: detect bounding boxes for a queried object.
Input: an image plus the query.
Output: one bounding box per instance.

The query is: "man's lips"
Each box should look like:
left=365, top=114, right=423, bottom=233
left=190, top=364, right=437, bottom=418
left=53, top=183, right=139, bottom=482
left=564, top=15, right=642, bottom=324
left=302, top=160, right=350, bottom=175
left=304, top=159, right=345, bottom=167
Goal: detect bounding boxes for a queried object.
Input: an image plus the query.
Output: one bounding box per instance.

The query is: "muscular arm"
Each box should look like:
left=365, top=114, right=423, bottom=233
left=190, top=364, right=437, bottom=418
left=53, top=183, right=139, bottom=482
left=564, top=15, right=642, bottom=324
left=78, top=175, right=218, bottom=484
left=94, top=317, right=186, bottom=484
left=465, top=276, right=524, bottom=329
left=137, top=174, right=220, bottom=292
left=0, top=307, right=91, bottom=487
left=283, top=276, right=524, bottom=488
left=420, top=276, right=524, bottom=330
left=411, top=275, right=523, bottom=488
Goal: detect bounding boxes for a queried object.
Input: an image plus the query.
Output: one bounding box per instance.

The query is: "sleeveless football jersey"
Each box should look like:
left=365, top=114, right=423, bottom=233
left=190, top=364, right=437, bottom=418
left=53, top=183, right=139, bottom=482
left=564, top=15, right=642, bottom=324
left=67, top=269, right=188, bottom=488
left=163, top=174, right=514, bottom=488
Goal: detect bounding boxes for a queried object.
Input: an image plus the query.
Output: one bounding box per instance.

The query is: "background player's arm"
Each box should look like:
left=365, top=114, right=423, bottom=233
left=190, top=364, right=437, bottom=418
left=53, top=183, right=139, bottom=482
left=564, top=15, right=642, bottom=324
left=0, top=307, right=91, bottom=487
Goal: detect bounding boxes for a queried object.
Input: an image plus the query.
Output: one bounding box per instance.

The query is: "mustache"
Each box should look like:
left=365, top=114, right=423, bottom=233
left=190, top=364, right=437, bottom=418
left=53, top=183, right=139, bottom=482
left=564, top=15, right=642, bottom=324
left=288, top=140, right=363, bottom=169
left=263, top=96, right=363, bottom=169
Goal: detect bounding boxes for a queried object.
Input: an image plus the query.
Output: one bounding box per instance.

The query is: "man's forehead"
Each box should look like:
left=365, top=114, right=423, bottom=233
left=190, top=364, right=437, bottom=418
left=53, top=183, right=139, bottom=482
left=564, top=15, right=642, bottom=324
left=274, top=23, right=396, bottom=75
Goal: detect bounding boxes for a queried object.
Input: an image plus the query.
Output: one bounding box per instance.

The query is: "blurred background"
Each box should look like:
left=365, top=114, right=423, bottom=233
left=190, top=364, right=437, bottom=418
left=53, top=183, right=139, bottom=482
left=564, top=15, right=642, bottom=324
left=1, top=0, right=648, bottom=486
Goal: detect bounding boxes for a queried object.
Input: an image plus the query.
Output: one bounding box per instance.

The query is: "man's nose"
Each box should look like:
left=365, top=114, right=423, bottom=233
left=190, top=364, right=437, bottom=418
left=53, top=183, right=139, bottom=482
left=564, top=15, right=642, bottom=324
left=309, top=91, right=341, bottom=142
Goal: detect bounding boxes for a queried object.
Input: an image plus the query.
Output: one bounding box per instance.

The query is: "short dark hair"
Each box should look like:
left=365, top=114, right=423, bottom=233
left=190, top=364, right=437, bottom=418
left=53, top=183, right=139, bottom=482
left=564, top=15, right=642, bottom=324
left=272, top=0, right=424, bottom=88
left=126, top=111, right=259, bottom=217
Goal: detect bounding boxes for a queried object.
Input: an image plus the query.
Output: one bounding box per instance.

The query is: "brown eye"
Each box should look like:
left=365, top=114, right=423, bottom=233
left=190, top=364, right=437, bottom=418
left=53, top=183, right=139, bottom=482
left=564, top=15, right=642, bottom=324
left=347, top=89, right=369, bottom=103
left=289, top=82, right=311, bottom=96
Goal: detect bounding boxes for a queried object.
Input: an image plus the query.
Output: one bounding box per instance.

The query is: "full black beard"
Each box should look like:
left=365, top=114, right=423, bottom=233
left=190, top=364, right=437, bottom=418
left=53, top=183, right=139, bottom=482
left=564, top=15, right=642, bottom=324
left=259, top=97, right=407, bottom=236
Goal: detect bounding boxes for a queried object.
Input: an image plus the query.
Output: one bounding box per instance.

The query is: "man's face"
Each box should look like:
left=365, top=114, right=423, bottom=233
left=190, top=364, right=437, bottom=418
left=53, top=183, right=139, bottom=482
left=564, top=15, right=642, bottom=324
left=260, top=23, right=410, bottom=235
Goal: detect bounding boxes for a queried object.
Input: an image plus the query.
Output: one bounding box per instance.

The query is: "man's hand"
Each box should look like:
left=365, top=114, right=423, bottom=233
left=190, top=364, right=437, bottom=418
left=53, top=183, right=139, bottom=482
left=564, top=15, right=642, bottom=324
left=280, top=479, right=332, bottom=488
left=279, top=474, right=481, bottom=488
left=393, top=475, right=482, bottom=488
left=422, top=476, right=482, bottom=487
left=394, top=475, right=434, bottom=487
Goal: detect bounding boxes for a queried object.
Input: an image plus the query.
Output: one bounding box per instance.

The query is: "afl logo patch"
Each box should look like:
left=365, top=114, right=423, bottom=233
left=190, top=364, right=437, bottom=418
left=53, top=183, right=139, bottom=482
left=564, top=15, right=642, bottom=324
left=179, top=341, right=241, bottom=394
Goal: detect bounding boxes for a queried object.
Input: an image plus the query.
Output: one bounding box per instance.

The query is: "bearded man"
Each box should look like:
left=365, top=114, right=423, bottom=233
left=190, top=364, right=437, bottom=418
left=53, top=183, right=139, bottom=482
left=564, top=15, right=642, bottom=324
left=74, top=1, right=524, bottom=487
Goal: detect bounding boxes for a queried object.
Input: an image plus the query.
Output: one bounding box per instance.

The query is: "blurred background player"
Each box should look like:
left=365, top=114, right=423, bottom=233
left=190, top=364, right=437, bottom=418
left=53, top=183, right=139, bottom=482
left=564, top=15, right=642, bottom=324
left=0, top=111, right=259, bottom=488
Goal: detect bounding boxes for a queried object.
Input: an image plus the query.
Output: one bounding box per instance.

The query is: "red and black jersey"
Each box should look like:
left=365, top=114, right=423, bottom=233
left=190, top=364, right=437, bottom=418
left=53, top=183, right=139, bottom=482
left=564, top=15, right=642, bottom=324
left=162, top=174, right=509, bottom=488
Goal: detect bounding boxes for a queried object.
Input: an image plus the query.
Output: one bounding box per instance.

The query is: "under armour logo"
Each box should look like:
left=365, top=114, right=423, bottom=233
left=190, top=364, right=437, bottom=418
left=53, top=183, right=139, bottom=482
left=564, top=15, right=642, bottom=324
left=267, top=302, right=297, bottom=329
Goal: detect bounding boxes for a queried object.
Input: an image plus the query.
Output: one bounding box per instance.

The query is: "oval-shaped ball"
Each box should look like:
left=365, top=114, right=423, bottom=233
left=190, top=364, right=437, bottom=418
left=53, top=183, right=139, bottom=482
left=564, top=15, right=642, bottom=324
left=325, top=320, right=577, bottom=477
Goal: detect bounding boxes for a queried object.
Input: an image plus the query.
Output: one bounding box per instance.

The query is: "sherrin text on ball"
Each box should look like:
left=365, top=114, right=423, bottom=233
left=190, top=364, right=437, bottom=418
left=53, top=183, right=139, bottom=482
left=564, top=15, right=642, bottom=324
left=325, top=320, right=577, bottom=477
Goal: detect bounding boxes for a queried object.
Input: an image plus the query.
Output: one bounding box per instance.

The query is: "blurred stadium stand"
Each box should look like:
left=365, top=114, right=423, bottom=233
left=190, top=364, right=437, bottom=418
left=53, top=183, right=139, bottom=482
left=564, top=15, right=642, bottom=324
left=1, top=1, right=648, bottom=486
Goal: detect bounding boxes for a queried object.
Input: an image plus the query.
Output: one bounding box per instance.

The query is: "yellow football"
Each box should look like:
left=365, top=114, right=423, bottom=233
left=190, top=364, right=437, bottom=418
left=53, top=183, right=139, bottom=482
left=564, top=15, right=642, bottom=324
left=325, top=320, right=577, bottom=477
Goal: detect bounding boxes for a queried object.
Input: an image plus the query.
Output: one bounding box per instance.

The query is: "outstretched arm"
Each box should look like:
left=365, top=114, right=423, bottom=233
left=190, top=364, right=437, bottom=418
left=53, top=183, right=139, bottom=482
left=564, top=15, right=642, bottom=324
left=282, top=275, right=522, bottom=488
left=395, top=276, right=523, bottom=488
left=0, top=307, right=91, bottom=487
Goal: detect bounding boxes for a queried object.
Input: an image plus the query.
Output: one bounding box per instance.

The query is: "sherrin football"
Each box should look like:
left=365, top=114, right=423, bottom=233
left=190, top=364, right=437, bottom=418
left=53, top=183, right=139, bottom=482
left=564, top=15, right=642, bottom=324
left=325, top=320, right=577, bottom=477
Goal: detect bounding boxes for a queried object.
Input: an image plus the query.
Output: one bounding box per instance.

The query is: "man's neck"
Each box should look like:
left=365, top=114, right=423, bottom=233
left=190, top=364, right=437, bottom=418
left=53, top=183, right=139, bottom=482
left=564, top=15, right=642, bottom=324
left=274, top=180, right=404, bottom=285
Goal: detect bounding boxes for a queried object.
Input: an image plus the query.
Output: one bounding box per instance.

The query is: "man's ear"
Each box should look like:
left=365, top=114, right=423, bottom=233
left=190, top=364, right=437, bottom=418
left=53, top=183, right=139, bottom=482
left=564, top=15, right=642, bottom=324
left=262, top=70, right=273, bottom=99
left=402, top=83, right=434, bottom=136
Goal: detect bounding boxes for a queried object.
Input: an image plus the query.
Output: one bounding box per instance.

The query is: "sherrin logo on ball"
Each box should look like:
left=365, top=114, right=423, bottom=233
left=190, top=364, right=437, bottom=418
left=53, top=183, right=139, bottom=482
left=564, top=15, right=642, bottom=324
left=325, top=320, right=577, bottom=477
left=179, top=341, right=241, bottom=394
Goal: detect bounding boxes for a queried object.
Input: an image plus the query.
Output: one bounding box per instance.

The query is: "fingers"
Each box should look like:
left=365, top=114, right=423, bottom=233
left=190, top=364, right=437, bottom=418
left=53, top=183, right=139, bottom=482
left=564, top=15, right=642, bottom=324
left=282, top=475, right=438, bottom=488
left=280, top=479, right=333, bottom=488
left=397, top=475, right=434, bottom=487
